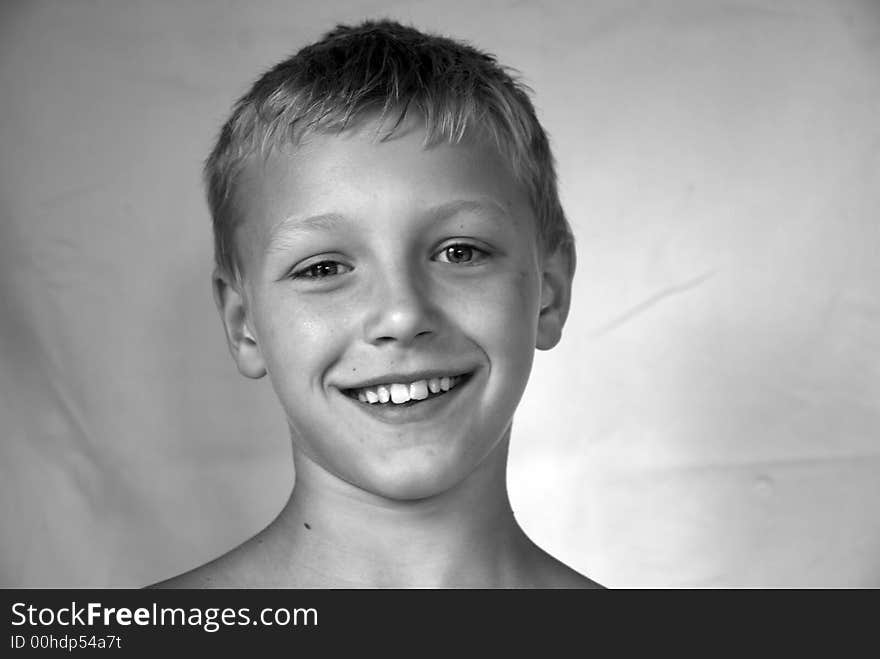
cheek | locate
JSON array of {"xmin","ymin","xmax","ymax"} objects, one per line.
[
  {"xmin": 256, "ymin": 294, "xmax": 352, "ymax": 378},
  {"xmin": 505, "ymin": 268, "xmax": 541, "ymax": 359},
  {"xmin": 515, "ymin": 266, "xmax": 540, "ymax": 310},
  {"xmin": 456, "ymin": 268, "xmax": 540, "ymax": 359}
]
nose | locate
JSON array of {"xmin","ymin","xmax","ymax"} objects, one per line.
[{"xmin": 363, "ymin": 263, "xmax": 438, "ymax": 346}]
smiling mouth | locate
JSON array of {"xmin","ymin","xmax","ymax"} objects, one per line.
[{"xmin": 342, "ymin": 373, "xmax": 473, "ymax": 407}]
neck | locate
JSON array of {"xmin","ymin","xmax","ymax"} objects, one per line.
[{"xmin": 263, "ymin": 428, "xmax": 537, "ymax": 587}]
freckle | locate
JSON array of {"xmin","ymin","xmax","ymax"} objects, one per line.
[
  {"xmin": 304, "ymin": 523, "xmax": 311, "ymax": 530},
  {"xmin": 754, "ymin": 475, "xmax": 773, "ymax": 496}
]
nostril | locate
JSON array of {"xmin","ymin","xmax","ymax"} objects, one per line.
[
  {"xmin": 363, "ymin": 285, "xmax": 438, "ymax": 345},
  {"xmin": 369, "ymin": 329, "xmax": 434, "ymax": 346}
]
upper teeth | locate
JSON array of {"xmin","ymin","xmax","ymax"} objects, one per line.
[{"xmin": 354, "ymin": 376, "xmax": 461, "ymax": 405}]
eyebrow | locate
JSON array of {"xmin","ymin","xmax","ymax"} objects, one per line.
[
  {"xmin": 266, "ymin": 213, "xmax": 349, "ymax": 255},
  {"xmin": 423, "ymin": 198, "xmax": 510, "ymax": 224},
  {"xmin": 265, "ymin": 198, "xmax": 510, "ymax": 255}
]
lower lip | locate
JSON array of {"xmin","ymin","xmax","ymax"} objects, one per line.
[{"xmin": 338, "ymin": 375, "xmax": 473, "ymax": 425}]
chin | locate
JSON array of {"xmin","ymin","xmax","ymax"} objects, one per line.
[{"xmin": 357, "ymin": 456, "xmax": 473, "ymax": 502}]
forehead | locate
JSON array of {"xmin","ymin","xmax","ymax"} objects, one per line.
[{"xmin": 232, "ymin": 118, "xmax": 535, "ymax": 268}]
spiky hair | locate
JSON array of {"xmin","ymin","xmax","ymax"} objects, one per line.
[{"xmin": 204, "ymin": 19, "xmax": 573, "ymax": 281}]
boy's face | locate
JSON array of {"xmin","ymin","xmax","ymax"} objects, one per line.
[{"xmin": 217, "ymin": 116, "xmax": 571, "ymax": 500}]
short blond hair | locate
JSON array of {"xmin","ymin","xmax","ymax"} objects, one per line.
[{"xmin": 205, "ymin": 19, "xmax": 573, "ymax": 281}]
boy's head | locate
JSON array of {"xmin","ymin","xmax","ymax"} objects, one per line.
[
  {"xmin": 205, "ymin": 19, "xmax": 573, "ymax": 284},
  {"xmin": 207, "ymin": 20, "xmax": 575, "ymax": 500}
]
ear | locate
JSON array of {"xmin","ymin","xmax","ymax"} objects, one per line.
[
  {"xmin": 536, "ymin": 242, "xmax": 575, "ymax": 351},
  {"xmin": 212, "ymin": 268, "xmax": 267, "ymax": 379}
]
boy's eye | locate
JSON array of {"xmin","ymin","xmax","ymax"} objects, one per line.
[
  {"xmin": 434, "ymin": 243, "xmax": 489, "ymax": 265},
  {"xmin": 293, "ymin": 260, "xmax": 351, "ymax": 279}
]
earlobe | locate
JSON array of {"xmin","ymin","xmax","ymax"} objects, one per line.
[
  {"xmin": 535, "ymin": 243, "xmax": 575, "ymax": 351},
  {"xmin": 212, "ymin": 269, "xmax": 267, "ymax": 379}
]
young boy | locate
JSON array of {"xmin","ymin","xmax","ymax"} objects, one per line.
[{"xmin": 156, "ymin": 19, "xmax": 599, "ymax": 588}]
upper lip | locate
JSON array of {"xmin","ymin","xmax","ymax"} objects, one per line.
[{"xmin": 337, "ymin": 368, "xmax": 476, "ymax": 390}]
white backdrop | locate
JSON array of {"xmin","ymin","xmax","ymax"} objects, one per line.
[{"xmin": 1, "ymin": 0, "xmax": 878, "ymax": 587}]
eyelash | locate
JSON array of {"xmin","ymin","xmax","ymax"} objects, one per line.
[
  {"xmin": 433, "ymin": 242, "xmax": 489, "ymax": 265},
  {"xmin": 289, "ymin": 242, "xmax": 490, "ymax": 280},
  {"xmin": 292, "ymin": 261, "xmax": 352, "ymax": 280}
]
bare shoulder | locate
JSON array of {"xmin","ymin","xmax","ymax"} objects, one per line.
[
  {"xmin": 542, "ymin": 560, "xmax": 605, "ymax": 589},
  {"xmin": 147, "ymin": 561, "xmax": 229, "ymax": 589},
  {"xmin": 145, "ymin": 534, "xmax": 274, "ymax": 589},
  {"xmin": 524, "ymin": 542, "xmax": 605, "ymax": 589}
]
